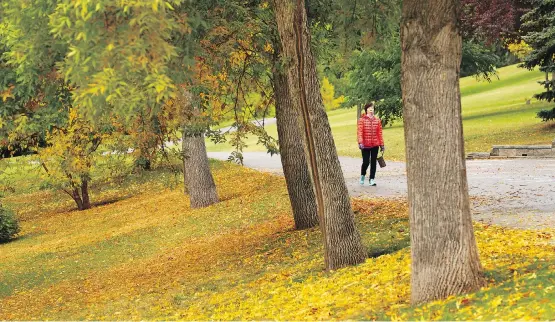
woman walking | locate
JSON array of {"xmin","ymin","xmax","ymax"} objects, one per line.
[{"xmin": 357, "ymin": 102, "xmax": 385, "ymax": 186}]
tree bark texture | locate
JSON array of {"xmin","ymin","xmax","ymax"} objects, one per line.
[
  {"xmin": 273, "ymin": 66, "xmax": 319, "ymax": 230},
  {"xmin": 182, "ymin": 132, "xmax": 219, "ymax": 209},
  {"xmin": 273, "ymin": 0, "xmax": 366, "ymax": 270},
  {"xmin": 71, "ymin": 180, "xmax": 91, "ymax": 211},
  {"xmin": 81, "ymin": 179, "xmax": 91, "ymax": 210},
  {"xmin": 71, "ymin": 188, "xmax": 84, "ymax": 211},
  {"xmin": 401, "ymin": 0, "xmax": 486, "ymax": 305}
]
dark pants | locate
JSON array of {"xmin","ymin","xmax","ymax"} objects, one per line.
[{"xmin": 361, "ymin": 147, "xmax": 379, "ymax": 179}]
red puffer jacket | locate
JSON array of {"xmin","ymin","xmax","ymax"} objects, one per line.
[{"xmin": 357, "ymin": 115, "xmax": 384, "ymax": 148}]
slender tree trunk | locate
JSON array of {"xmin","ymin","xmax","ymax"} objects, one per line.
[
  {"xmin": 272, "ymin": 63, "xmax": 319, "ymax": 230},
  {"xmin": 401, "ymin": 0, "xmax": 486, "ymax": 305},
  {"xmin": 272, "ymin": 0, "xmax": 366, "ymax": 270},
  {"xmin": 71, "ymin": 188, "xmax": 84, "ymax": 211},
  {"xmin": 71, "ymin": 180, "xmax": 91, "ymax": 211},
  {"xmin": 357, "ymin": 104, "xmax": 362, "ymax": 120},
  {"xmin": 182, "ymin": 131, "xmax": 219, "ymax": 209},
  {"xmin": 81, "ymin": 179, "xmax": 91, "ymax": 210}
]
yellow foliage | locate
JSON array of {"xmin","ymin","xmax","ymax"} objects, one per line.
[
  {"xmin": 507, "ymin": 41, "xmax": 533, "ymax": 60},
  {"xmin": 40, "ymin": 107, "xmax": 108, "ymax": 193},
  {"xmin": 320, "ymin": 77, "xmax": 344, "ymax": 111},
  {"xmin": 263, "ymin": 42, "xmax": 273, "ymax": 54},
  {"xmin": 1, "ymin": 85, "xmax": 15, "ymax": 102},
  {"xmin": 1, "ymin": 163, "xmax": 554, "ymax": 320}
]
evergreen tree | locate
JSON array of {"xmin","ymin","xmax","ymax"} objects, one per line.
[{"xmin": 520, "ymin": 0, "xmax": 555, "ymax": 121}]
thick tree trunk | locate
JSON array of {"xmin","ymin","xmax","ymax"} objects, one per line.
[
  {"xmin": 401, "ymin": 0, "xmax": 486, "ymax": 305},
  {"xmin": 273, "ymin": 66, "xmax": 319, "ymax": 230},
  {"xmin": 182, "ymin": 131, "xmax": 219, "ymax": 209},
  {"xmin": 81, "ymin": 179, "xmax": 91, "ymax": 210},
  {"xmin": 272, "ymin": 0, "xmax": 366, "ymax": 270}
]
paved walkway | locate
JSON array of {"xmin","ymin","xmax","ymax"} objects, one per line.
[
  {"xmin": 217, "ymin": 118, "xmax": 277, "ymax": 134},
  {"xmin": 208, "ymin": 152, "xmax": 555, "ymax": 230}
]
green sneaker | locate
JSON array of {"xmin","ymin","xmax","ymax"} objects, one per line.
[
  {"xmin": 369, "ymin": 179, "xmax": 377, "ymax": 186},
  {"xmin": 360, "ymin": 175, "xmax": 365, "ymax": 186}
]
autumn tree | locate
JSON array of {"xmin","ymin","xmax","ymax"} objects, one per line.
[
  {"xmin": 50, "ymin": 0, "xmax": 222, "ymax": 209},
  {"xmin": 230, "ymin": 2, "xmax": 320, "ymax": 230},
  {"xmin": 401, "ymin": 0, "xmax": 486, "ymax": 304},
  {"xmin": 170, "ymin": 1, "xmax": 260, "ymax": 209},
  {"xmin": 272, "ymin": 0, "xmax": 367, "ymax": 269},
  {"xmin": 172, "ymin": 86, "xmax": 219, "ymax": 209},
  {"xmin": 0, "ymin": 1, "xmax": 95, "ymax": 210},
  {"xmin": 40, "ymin": 108, "xmax": 112, "ymax": 210},
  {"xmin": 180, "ymin": 0, "xmax": 316, "ymax": 220},
  {"xmin": 1, "ymin": 0, "xmax": 183, "ymax": 209}
]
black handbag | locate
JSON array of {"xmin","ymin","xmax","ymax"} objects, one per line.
[{"xmin": 377, "ymin": 151, "xmax": 386, "ymax": 168}]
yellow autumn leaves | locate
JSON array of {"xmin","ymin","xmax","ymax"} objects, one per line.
[
  {"xmin": 172, "ymin": 224, "xmax": 555, "ymax": 321},
  {"xmin": 1, "ymin": 162, "xmax": 554, "ymax": 320}
]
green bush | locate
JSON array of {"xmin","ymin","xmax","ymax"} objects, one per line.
[
  {"xmin": 537, "ymin": 107, "xmax": 555, "ymax": 122},
  {"xmin": 0, "ymin": 205, "xmax": 20, "ymax": 243}
]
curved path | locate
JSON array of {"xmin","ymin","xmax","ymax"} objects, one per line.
[{"xmin": 208, "ymin": 152, "xmax": 555, "ymax": 230}]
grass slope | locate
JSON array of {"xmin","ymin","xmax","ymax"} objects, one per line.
[
  {"xmin": 207, "ymin": 64, "xmax": 555, "ymax": 161},
  {"xmin": 1, "ymin": 163, "xmax": 554, "ymax": 320}
]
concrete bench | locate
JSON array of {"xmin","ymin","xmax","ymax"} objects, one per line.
[{"xmin": 491, "ymin": 145, "xmax": 555, "ymax": 157}]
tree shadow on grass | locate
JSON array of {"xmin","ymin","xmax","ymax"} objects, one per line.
[
  {"xmin": 91, "ymin": 195, "xmax": 134, "ymax": 208},
  {"xmin": 367, "ymin": 242, "xmax": 409, "ymax": 258},
  {"xmin": 540, "ymin": 121, "xmax": 555, "ymax": 132}
]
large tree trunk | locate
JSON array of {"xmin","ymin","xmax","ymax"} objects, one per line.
[
  {"xmin": 182, "ymin": 131, "xmax": 219, "ymax": 209},
  {"xmin": 272, "ymin": 0, "xmax": 366, "ymax": 270},
  {"xmin": 401, "ymin": 0, "xmax": 486, "ymax": 305},
  {"xmin": 273, "ymin": 64, "xmax": 319, "ymax": 230}
]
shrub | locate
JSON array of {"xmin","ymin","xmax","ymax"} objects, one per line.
[
  {"xmin": 0, "ymin": 205, "xmax": 20, "ymax": 243},
  {"xmin": 537, "ymin": 107, "xmax": 555, "ymax": 122}
]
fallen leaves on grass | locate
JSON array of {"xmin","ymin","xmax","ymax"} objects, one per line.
[{"xmin": 1, "ymin": 162, "xmax": 554, "ymax": 320}]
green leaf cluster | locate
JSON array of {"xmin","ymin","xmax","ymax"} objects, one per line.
[
  {"xmin": 346, "ymin": 36, "xmax": 402, "ymax": 126},
  {"xmin": 520, "ymin": 0, "xmax": 555, "ymax": 117},
  {"xmin": 0, "ymin": 204, "xmax": 19, "ymax": 243}
]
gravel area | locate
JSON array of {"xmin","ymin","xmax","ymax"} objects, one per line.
[{"xmin": 208, "ymin": 152, "xmax": 555, "ymax": 230}]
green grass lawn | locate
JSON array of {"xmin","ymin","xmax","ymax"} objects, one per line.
[{"xmin": 207, "ymin": 64, "xmax": 555, "ymax": 161}]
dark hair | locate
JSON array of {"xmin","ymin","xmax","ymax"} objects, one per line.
[{"xmin": 364, "ymin": 102, "xmax": 374, "ymax": 113}]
